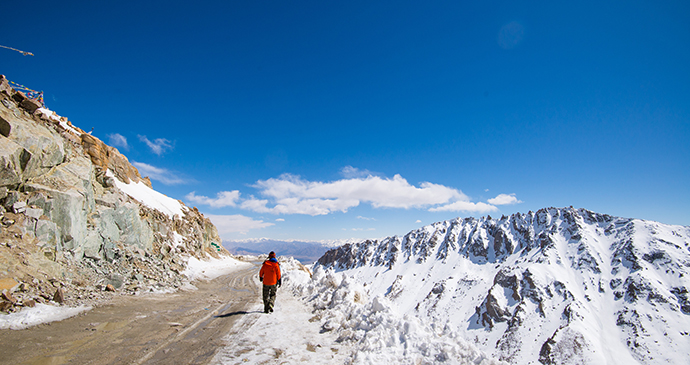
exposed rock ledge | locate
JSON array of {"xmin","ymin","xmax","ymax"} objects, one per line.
[{"xmin": 0, "ymin": 75, "xmax": 226, "ymax": 313}]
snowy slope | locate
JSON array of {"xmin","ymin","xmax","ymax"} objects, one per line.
[
  {"xmin": 109, "ymin": 170, "xmax": 186, "ymax": 218},
  {"xmin": 311, "ymin": 207, "xmax": 690, "ymax": 364}
]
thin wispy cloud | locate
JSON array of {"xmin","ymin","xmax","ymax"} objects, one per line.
[
  {"xmin": 498, "ymin": 21, "xmax": 525, "ymax": 50},
  {"xmin": 205, "ymin": 214, "xmax": 274, "ymax": 236},
  {"xmin": 138, "ymin": 135, "xmax": 173, "ymax": 155},
  {"xmin": 340, "ymin": 166, "xmax": 378, "ymax": 179},
  {"xmin": 428, "ymin": 201, "xmax": 498, "ymax": 213},
  {"xmin": 132, "ymin": 162, "xmax": 186, "ymax": 185},
  {"xmin": 187, "ymin": 168, "xmax": 522, "ymax": 216},
  {"xmin": 107, "ymin": 133, "xmax": 129, "ymax": 150},
  {"xmin": 186, "ymin": 191, "xmax": 241, "ymax": 208}
]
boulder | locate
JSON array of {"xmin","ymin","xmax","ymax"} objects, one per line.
[
  {"xmin": 24, "ymin": 207, "xmax": 43, "ymax": 219},
  {"xmin": 35, "ymin": 219, "xmax": 60, "ymax": 248},
  {"xmin": 20, "ymin": 97, "xmax": 41, "ymax": 114},
  {"xmin": 0, "ymin": 301, "xmax": 12, "ymax": 312},
  {"xmin": 80, "ymin": 134, "xmax": 108, "ymax": 170},
  {"xmin": 105, "ymin": 274, "xmax": 124, "ymax": 289},
  {"xmin": 46, "ymin": 188, "xmax": 89, "ymax": 258},
  {"xmin": 82, "ymin": 231, "xmax": 103, "ymax": 260},
  {"xmin": 0, "ymin": 278, "xmax": 19, "ymax": 292},
  {"xmin": 0, "ymin": 115, "xmax": 10, "ymax": 137},
  {"xmin": 12, "ymin": 201, "xmax": 27, "ymax": 214},
  {"xmin": 0, "ymin": 75, "xmax": 12, "ymax": 95},
  {"xmin": 53, "ymin": 287, "xmax": 64, "ymax": 303},
  {"xmin": 0, "ymin": 105, "xmax": 65, "ymax": 177},
  {"xmin": 2, "ymin": 290, "xmax": 17, "ymax": 304},
  {"xmin": 0, "ymin": 138, "xmax": 31, "ymax": 187}
]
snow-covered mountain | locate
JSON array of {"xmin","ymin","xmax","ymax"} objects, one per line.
[{"xmin": 313, "ymin": 207, "xmax": 690, "ymax": 364}]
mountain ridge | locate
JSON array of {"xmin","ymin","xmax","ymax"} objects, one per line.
[{"xmin": 315, "ymin": 207, "xmax": 690, "ymax": 364}]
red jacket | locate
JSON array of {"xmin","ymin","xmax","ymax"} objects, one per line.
[{"xmin": 259, "ymin": 259, "xmax": 281, "ymax": 286}]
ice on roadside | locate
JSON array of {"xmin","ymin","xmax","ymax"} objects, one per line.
[{"xmin": 0, "ymin": 303, "xmax": 91, "ymax": 330}]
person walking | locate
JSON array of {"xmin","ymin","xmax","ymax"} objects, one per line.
[{"xmin": 259, "ymin": 251, "xmax": 281, "ymax": 313}]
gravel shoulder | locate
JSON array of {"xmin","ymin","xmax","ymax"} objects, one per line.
[{"xmin": 0, "ymin": 263, "xmax": 262, "ymax": 365}]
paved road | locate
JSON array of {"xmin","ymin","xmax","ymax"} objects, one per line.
[{"xmin": 0, "ymin": 263, "xmax": 262, "ymax": 365}]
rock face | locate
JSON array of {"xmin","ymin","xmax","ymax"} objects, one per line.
[
  {"xmin": 0, "ymin": 75, "xmax": 226, "ymax": 313},
  {"xmin": 316, "ymin": 207, "xmax": 690, "ymax": 364}
]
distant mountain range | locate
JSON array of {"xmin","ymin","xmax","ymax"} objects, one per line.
[
  {"xmin": 315, "ymin": 207, "xmax": 690, "ymax": 364},
  {"xmin": 223, "ymin": 238, "xmax": 345, "ymax": 263}
]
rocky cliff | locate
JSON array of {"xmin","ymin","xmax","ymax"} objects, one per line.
[
  {"xmin": 316, "ymin": 207, "xmax": 690, "ymax": 364},
  {"xmin": 0, "ymin": 75, "xmax": 225, "ymax": 312}
]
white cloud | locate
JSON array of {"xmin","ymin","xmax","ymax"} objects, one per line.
[
  {"xmin": 189, "ymin": 168, "xmax": 514, "ymax": 217},
  {"xmin": 276, "ymin": 218, "xmax": 285, "ymax": 222},
  {"xmin": 138, "ymin": 135, "xmax": 173, "ymax": 155},
  {"xmin": 357, "ymin": 216, "xmax": 376, "ymax": 221},
  {"xmin": 247, "ymin": 173, "xmax": 466, "ymax": 215},
  {"xmin": 107, "ymin": 133, "xmax": 128, "ymax": 150},
  {"xmin": 416, "ymin": 220, "xmax": 422, "ymax": 223},
  {"xmin": 205, "ymin": 214, "xmax": 274, "ymax": 236},
  {"xmin": 487, "ymin": 193, "xmax": 523, "ymax": 205},
  {"xmin": 186, "ymin": 191, "xmax": 241, "ymax": 208},
  {"xmin": 132, "ymin": 161, "xmax": 185, "ymax": 185}
]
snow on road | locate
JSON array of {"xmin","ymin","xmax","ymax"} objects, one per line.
[
  {"xmin": 183, "ymin": 255, "xmax": 252, "ymax": 281},
  {"xmin": 212, "ymin": 256, "xmax": 356, "ymax": 364},
  {"xmin": 211, "ymin": 285, "xmax": 355, "ymax": 364}
]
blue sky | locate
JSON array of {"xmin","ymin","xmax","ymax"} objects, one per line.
[{"xmin": 2, "ymin": 1, "xmax": 689, "ymax": 242}]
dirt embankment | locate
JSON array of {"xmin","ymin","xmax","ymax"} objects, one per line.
[{"xmin": 0, "ymin": 263, "xmax": 263, "ymax": 365}]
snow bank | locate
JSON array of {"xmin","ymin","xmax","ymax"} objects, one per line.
[
  {"xmin": 109, "ymin": 171, "xmax": 185, "ymax": 218},
  {"xmin": 0, "ymin": 303, "xmax": 91, "ymax": 330},
  {"xmin": 182, "ymin": 255, "xmax": 252, "ymax": 281},
  {"xmin": 292, "ymin": 266, "xmax": 504, "ymax": 364}
]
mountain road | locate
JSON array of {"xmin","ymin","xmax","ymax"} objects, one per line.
[{"xmin": 0, "ymin": 263, "xmax": 262, "ymax": 365}]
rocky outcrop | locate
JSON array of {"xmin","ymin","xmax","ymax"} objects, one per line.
[
  {"xmin": 0, "ymin": 75, "xmax": 227, "ymax": 313},
  {"xmin": 80, "ymin": 133, "xmax": 149, "ymax": 187}
]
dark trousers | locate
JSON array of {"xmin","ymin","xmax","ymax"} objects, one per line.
[{"xmin": 262, "ymin": 284, "xmax": 277, "ymax": 312}]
